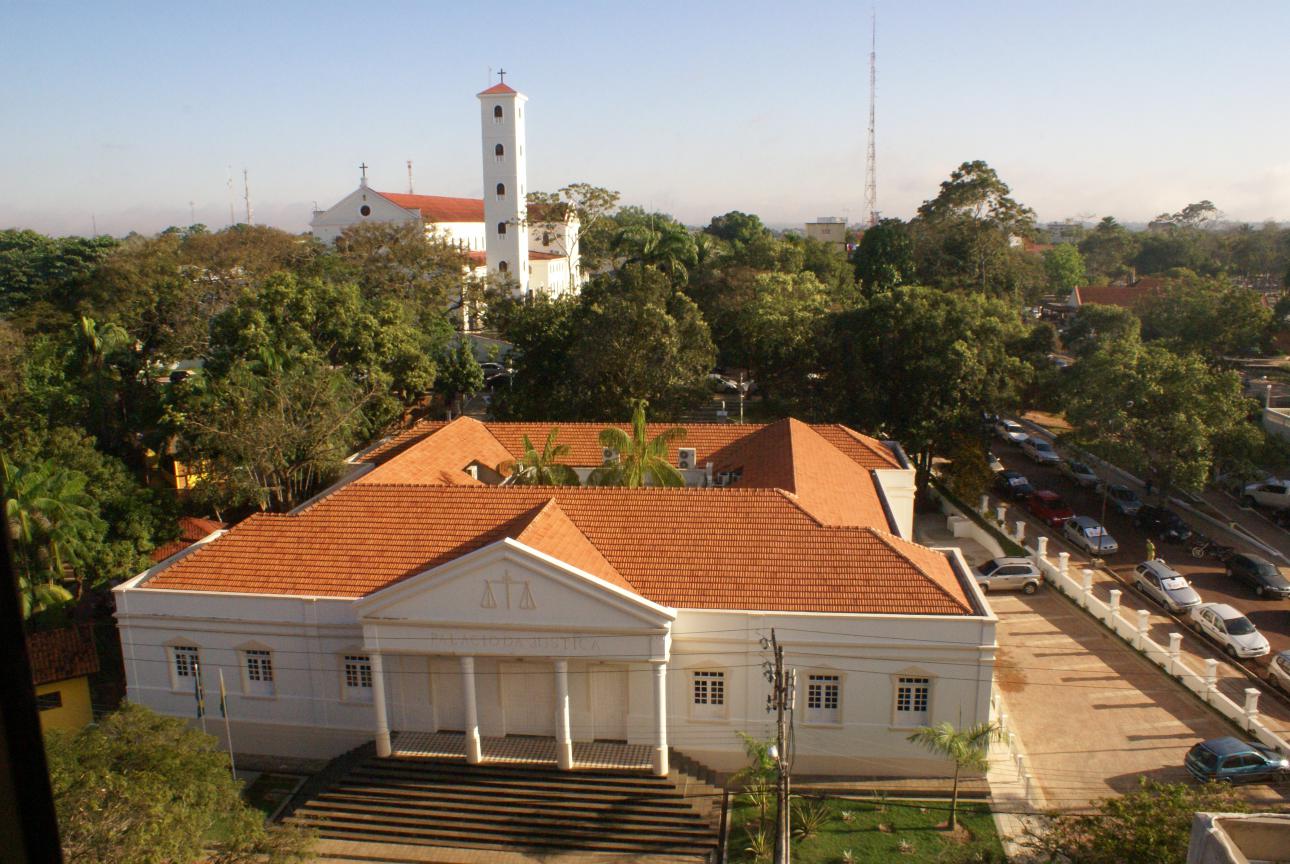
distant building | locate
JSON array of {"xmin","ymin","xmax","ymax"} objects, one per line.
[
  {"xmin": 26, "ymin": 625, "xmax": 100, "ymax": 732},
  {"xmin": 151, "ymin": 515, "xmax": 228, "ymax": 562},
  {"xmin": 805, "ymin": 217, "xmax": 847, "ymax": 252},
  {"xmin": 1067, "ymin": 276, "xmax": 1165, "ymax": 310}
]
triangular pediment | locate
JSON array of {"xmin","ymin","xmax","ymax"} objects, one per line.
[{"xmin": 355, "ymin": 538, "xmax": 675, "ymax": 631}]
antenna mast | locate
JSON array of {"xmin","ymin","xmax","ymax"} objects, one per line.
[
  {"xmin": 864, "ymin": 10, "xmax": 878, "ymax": 227},
  {"xmin": 407, "ymin": 159, "xmax": 414, "ymax": 194},
  {"xmin": 243, "ymin": 168, "xmax": 253, "ymax": 226},
  {"xmin": 227, "ymin": 166, "xmax": 236, "ymax": 226}
]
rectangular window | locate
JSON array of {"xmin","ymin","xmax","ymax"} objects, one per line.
[
  {"xmin": 37, "ymin": 691, "xmax": 63, "ymax": 711},
  {"xmin": 806, "ymin": 674, "xmax": 841, "ymax": 724},
  {"xmin": 895, "ymin": 677, "xmax": 930, "ymax": 725},
  {"xmin": 344, "ymin": 655, "xmax": 373, "ymax": 695},
  {"xmin": 172, "ymin": 646, "xmax": 200, "ymax": 689},
  {"xmin": 691, "ymin": 670, "xmax": 725, "ymax": 719},
  {"xmin": 242, "ymin": 649, "xmax": 275, "ymax": 697}
]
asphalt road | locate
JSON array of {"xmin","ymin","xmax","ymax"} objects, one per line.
[{"xmin": 988, "ymin": 438, "xmax": 1290, "ymax": 724}]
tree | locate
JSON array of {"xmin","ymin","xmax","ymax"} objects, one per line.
[
  {"xmin": 1063, "ymin": 342, "xmax": 1255, "ymax": 495},
  {"xmin": 1136, "ymin": 271, "xmax": 1272, "ymax": 358},
  {"xmin": 1063, "ymin": 303, "xmax": 1141, "ymax": 358},
  {"xmin": 434, "ymin": 339, "xmax": 484, "ymax": 416},
  {"xmin": 611, "ymin": 211, "xmax": 698, "ymax": 285},
  {"xmin": 498, "ymin": 428, "xmax": 580, "ymax": 486},
  {"xmin": 1042, "ymin": 243, "xmax": 1086, "ymax": 296},
  {"xmin": 527, "ymin": 183, "xmax": 621, "ymax": 273},
  {"xmin": 46, "ymin": 703, "xmax": 313, "ymax": 864},
  {"xmin": 851, "ymin": 218, "xmax": 914, "ymax": 294},
  {"xmin": 906, "ymin": 721, "xmax": 1000, "ymax": 831},
  {"xmin": 2, "ymin": 454, "xmax": 104, "ymax": 619},
  {"xmin": 1078, "ymin": 217, "xmax": 1139, "ymax": 282},
  {"xmin": 1022, "ymin": 778, "xmax": 1247, "ymax": 864},
  {"xmin": 331, "ymin": 221, "xmax": 472, "ymax": 321},
  {"xmin": 738, "ymin": 271, "xmax": 831, "ymax": 413},
  {"xmin": 589, "ymin": 400, "xmax": 687, "ymax": 487}
]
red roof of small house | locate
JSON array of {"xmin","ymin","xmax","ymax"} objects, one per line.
[
  {"xmin": 151, "ymin": 516, "xmax": 228, "ymax": 561},
  {"xmin": 26, "ymin": 625, "xmax": 99, "ymax": 687},
  {"xmin": 479, "ymin": 82, "xmax": 518, "ymax": 96},
  {"xmin": 529, "ymin": 251, "xmax": 563, "ymax": 261},
  {"xmin": 376, "ymin": 192, "xmax": 485, "ymax": 223}
]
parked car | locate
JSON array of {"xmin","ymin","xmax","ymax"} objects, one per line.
[
  {"xmin": 1224, "ymin": 553, "xmax": 1290, "ymax": 599},
  {"xmin": 479, "ymin": 362, "xmax": 505, "ymax": 376},
  {"xmin": 995, "ymin": 419, "xmax": 1028, "ymax": 445},
  {"xmin": 1241, "ymin": 479, "xmax": 1290, "ymax": 511},
  {"xmin": 1132, "ymin": 560, "xmax": 1201, "ymax": 613},
  {"xmin": 1188, "ymin": 603, "xmax": 1271, "ymax": 658},
  {"xmin": 1026, "ymin": 490, "xmax": 1075, "ymax": 527},
  {"xmin": 1063, "ymin": 516, "xmax": 1119, "ymax": 556},
  {"xmin": 1021, "ymin": 436, "xmax": 1062, "ymax": 465},
  {"xmin": 1134, "ymin": 505, "xmax": 1193, "ymax": 544},
  {"xmin": 973, "ymin": 558, "xmax": 1042, "ymax": 595},
  {"xmin": 1185, "ymin": 737, "xmax": 1289, "ymax": 784},
  {"xmin": 1102, "ymin": 484, "xmax": 1142, "ymax": 516},
  {"xmin": 1059, "ymin": 459, "xmax": 1099, "ymax": 488},
  {"xmin": 1268, "ymin": 649, "xmax": 1290, "ymax": 692},
  {"xmin": 987, "ymin": 452, "xmax": 1004, "ymax": 473},
  {"xmin": 996, "ymin": 471, "xmax": 1035, "ymax": 501}
]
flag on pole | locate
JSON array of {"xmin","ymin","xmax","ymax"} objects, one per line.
[
  {"xmin": 194, "ymin": 662, "xmax": 205, "ymax": 718},
  {"xmin": 218, "ymin": 668, "xmax": 228, "ymax": 718}
]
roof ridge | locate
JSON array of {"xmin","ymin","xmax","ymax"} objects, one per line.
[{"xmin": 864, "ymin": 527, "xmax": 972, "ymax": 614}]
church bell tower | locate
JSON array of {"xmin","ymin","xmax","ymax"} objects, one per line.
[{"xmin": 478, "ymin": 73, "xmax": 529, "ymax": 296}]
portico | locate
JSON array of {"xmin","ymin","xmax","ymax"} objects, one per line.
[{"xmin": 355, "ymin": 537, "xmax": 676, "ymax": 775}]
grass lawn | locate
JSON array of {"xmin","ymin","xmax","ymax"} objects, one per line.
[{"xmin": 726, "ymin": 796, "xmax": 1004, "ymax": 864}]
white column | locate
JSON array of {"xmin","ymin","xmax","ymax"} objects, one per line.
[
  {"xmin": 1014, "ymin": 520, "xmax": 1026, "ymax": 543},
  {"xmin": 1057, "ymin": 551, "xmax": 1070, "ymax": 579},
  {"xmin": 1107, "ymin": 588, "xmax": 1122, "ymax": 626},
  {"xmin": 371, "ymin": 652, "xmax": 391, "ymax": 758},
  {"xmin": 1135, "ymin": 609, "xmax": 1151, "ymax": 651},
  {"xmin": 1243, "ymin": 688, "xmax": 1260, "ymax": 731},
  {"xmin": 652, "ymin": 662, "xmax": 669, "ymax": 777},
  {"xmin": 1204, "ymin": 658, "xmax": 1219, "ymax": 703},
  {"xmin": 1167, "ymin": 632, "xmax": 1183, "ymax": 675},
  {"xmin": 1035, "ymin": 536, "xmax": 1048, "ymax": 562},
  {"xmin": 460, "ymin": 656, "xmax": 482, "ymax": 764},
  {"xmin": 555, "ymin": 660, "xmax": 573, "ymax": 770},
  {"xmin": 1081, "ymin": 569, "xmax": 1094, "ymax": 608},
  {"xmin": 995, "ymin": 504, "xmax": 1007, "ymax": 525}
]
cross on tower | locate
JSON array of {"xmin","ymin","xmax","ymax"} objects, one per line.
[
  {"xmin": 359, "ymin": 162, "xmax": 368, "ymax": 182},
  {"xmin": 497, "ymin": 68, "xmax": 506, "ymax": 83}
]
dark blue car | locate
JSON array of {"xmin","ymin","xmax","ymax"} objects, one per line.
[{"xmin": 1185, "ymin": 737, "xmax": 1289, "ymax": 784}]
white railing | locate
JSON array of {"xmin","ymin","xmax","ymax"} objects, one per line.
[{"xmin": 979, "ymin": 507, "xmax": 1290, "ymax": 758}]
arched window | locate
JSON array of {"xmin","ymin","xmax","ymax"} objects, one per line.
[
  {"xmin": 496, "ymin": 182, "xmax": 506, "ymax": 198},
  {"xmin": 493, "ymin": 105, "xmax": 503, "ymax": 123},
  {"xmin": 497, "ymin": 222, "xmax": 507, "ymax": 236},
  {"xmin": 498, "ymin": 261, "xmax": 508, "ymax": 273},
  {"xmin": 495, "ymin": 143, "xmax": 504, "ymax": 162}
]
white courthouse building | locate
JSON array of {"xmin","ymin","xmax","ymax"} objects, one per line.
[
  {"xmin": 309, "ymin": 78, "xmax": 582, "ymax": 298},
  {"xmin": 115, "ymin": 418, "xmax": 997, "ymax": 778}
]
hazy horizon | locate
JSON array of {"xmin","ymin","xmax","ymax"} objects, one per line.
[{"xmin": 4, "ymin": 0, "xmax": 1288, "ymax": 238}]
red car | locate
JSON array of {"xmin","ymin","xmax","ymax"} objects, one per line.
[{"xmin": 1026, "ymin": 490, "xmax": 1075, "ymax": 527}]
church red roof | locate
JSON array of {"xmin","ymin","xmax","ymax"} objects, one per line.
[
  {"xmin": 479, "ymin": 82, "xmax": 518, "ymax": 96},
  {"xmin": 376, "ymin": 192, "xmax": 484, "ymax": 223}
]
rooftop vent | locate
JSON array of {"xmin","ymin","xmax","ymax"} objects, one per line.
[{"xmin": 678, "ymin": 447, "xmax": 697, "ymax": 470}]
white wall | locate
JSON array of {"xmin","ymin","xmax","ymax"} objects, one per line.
[
  {"xmin": 479, "ymin": 90, "xmax": 528, "ymax": 294},
  {"xmin": 309, "ymin": 185, "xmax": 419, "ymax": 244}
]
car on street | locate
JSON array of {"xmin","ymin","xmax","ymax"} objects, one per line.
[
  {"xmin": 1269, "ymin": 649, "xmax": 1290, "ymax": 692},
  {"xmin": 1241, "ymin": 479, "xmax": 1290, "ymax": 511},
  {"xmin": 1134, "ymin": 505, "xmax": 1193, "ymax": 544},
  {"xmin": 1063, "ymin": 516, "xmax": 1119, "ymax": 556},
  {"xmin": 479, "ymin": 362, "xmax": 505, "ymax": 376},
  {"xmin": 1025, "ymin": 490, "xmax": 1075, "ymax": 527},
  {"xmin": 1188, "ymin": 603, "xmax": 1271, "ymax": 658},
  {"xmin": 973, "ymin": 558, "xmax": 1042, "ymax": 594},
  {"xmin": 1021, "ymin": 436, "xmax": 1062, "ymax": 465},
  {"xmin": 996, "ymin": 471, "xmax": 1035, "ymax": 500},
  {"xmin": 1224, "ymin": 553, "xmax": 1290, "ymax": 599},
  {"xmin": 1132, "ymin": 560, "xmax": 1201, "ymax": 612},
  {"xmin": 1102, "ymin": 484, "xmax": 1142, "ymax": 516},
  {"xmin": 995, "ymin": 419, "xmax": 1028, "ymax": 445},
  {"xmin": 1185, "ymin": 737, "xmax": 1289, "ymax": 784},
  {"xmin": 1059, "ymin": 459, "xmax": 1099, "ymax": 488}
]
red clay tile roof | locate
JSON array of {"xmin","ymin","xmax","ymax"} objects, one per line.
[
  {"xmin": 529, "ymin": 251, "xmax": 563, "ymax": 261},
  {"xmin": 151, "ymin": 516, "xmax": 227, "ymax": 562},
  {"xmin": 144, "ymin": 485, "xmax": 971, "ymax": 615},
  {"xmin": 26, "ymin": 625, "xmax": 99, "ymax": 686},
  {"xmin": 479, "ymin": 82, "xmax": 518, "ymax": 96},
  {"xmin": 510, "ymin": 499, "xmax": 630, "ymax": 591},
  {"xmin": 376, "ymin": 192, "xmax": 485, "ymax": 223},
  {"xmin": 1073, "ymin": 282, "xmax": 1162, "ymax": 309},
  {"xmin": 467, "ymin": 250, "xmax": 487, "ymax": 264},
  {"xmin": 356, "ymin": 417, "xmax": 510, "ymax": 487}
]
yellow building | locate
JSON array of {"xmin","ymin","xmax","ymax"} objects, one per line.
[{"xmin": 27, "ymin": 625, "xmax": 100, "ymax": 732}]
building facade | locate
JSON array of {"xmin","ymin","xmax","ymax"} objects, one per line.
[{"xmin": 115, "ymin": 419, "xmax": 997, "ymax": 778}]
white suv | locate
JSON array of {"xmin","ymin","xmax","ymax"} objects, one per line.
[{"xmin": 1241, "ymin": 480, "xmax": 1290, "ymax": 511}]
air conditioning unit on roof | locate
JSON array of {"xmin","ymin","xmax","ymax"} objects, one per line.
[
  {"xmin": 602, "ymin": 447, "xmax": 618, "ymax": 464},
  {"xmin": 677, "ymin": 447, "xmax": 697, "ymax": 470}
]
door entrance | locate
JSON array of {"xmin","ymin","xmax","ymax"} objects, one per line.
[
  {"xmin": 592, "ymin": 664, "xmax": 629, "ymax": 741},
  {"xmin": 431, "ymin": 658, "xmax": 465, "ymax": 732},
  {"xmin": 501, "ymin": 661, "xmax": 555, "ymax": 736}
]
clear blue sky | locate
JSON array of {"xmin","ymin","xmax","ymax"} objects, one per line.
[{"xmin": 3, "ymin": 0, "xmax": 1288, "ymax": 236}]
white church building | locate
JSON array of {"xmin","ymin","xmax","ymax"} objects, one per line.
[
  {"xmin": 115, "ymin": 418, "xmax": 997, "ymax": 779},
  {"xmin": 309, "ymin": 78, "xmax": 582, "ymax": 298}
]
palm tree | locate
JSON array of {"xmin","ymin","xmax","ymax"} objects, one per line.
[
  {"xmin": 589, "ymin": 400, "xmax": 687, "ymax": 488},
  {"xmin": 613, "ymin": 217, "xmax": 698, "ymax": 284},
  {"xmin": 906, "ymin": 720, "xmax": 1001, "ymax": 831},
  {"xmin": 2, "ymin": 455, "xmax": 103, "ymax": 619},
  {"xmin": 498, "ymin": 428, "xmax": 580, "ymax": 486}
]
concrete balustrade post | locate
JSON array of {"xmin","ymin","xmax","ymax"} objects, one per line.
[
  {"xmin": 1036, "ymin": 536, "xmax": 1049, "ymax": 562},
  {"xmin": 995, "ymin": 504, "xmax": 1007, "ymax": 525},
  {"xmin": 1244, "ymin": 688, "xmax": 1260, "ymax": 730},
  {"xmin": 1135, "ymin": 609, "xmax": 1151, "ymax": 651},
  {"xmin": 1014, "ymin": 520, "xmax": 1026, "ymax": 543},
  {"xmin": 1167, "ymin": 632, "xmax": 1182, "ymax": 675},
  {"xmin": 1107, "ymin": 589, "xmax": 1122, "ymax": 626},
  {"xmin": 980, "ymin": 494, "xmax": 990, "ymax": 515},
  {"xmin": 1204, "ymin": 658, "xmax": 1219, "ymax": 703},
  {"xmin": 1057, "ymin": 551, "xmax": 1070, "ymax": 579},
  {"xmin": 1080, "ymin": 569, "xmax": 1094, "ymax": 608}
]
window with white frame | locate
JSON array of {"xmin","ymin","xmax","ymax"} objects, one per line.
[
  {"xmin": 242, "ymin": 649, "xmax": 275, "ymax": 697},
  {"xmin": 343, "ymin": 655, "xmax": 374, "ymax": 702},
  {"xmin": 805, "ymin": 674, "xmax": 841, "ymax": 724},
  {"xmin": 170, "ymin": 645, "xmax": 200, "ymax": 690},
  {"xmin": 895, "ymin": 676, "xmax": 930, "ymax": 726},
  {"xmin": 691, "ymin": 670, "xmax": 725, "ymax": 719}
]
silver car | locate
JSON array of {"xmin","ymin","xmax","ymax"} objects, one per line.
[
  {"xmin": 1022, "ymin": 436, "xmax": 1062, "ymax": 465},
  {"xmin": 996, "ymin": 419, "xmax": 1028, "ymax": 444},
  {"xmin": 1133, "ymin": 560, "xmax": 1201, "ymax": 612},
  {"xmin": 1189, "ymin": 603, "xmax": 1271, "ymax": 659},
  {"xmin": 974, "ymin": 557, "xmax": 1042, "ymax": 594},
  {"xmin": 1269, "ymin": 650, "xmax": 1290, "ymax": 692},
  {"xmin": 1063, "ymin": 516, "xmax": 1119, "ymax": 555}
]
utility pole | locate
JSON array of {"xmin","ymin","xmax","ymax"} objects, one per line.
[
  {"xmin": 765, "ymin": 630, "xmax": 792, "ymax": 864},
  {"xmin": 864, "ymin": 9, "xmax": 879, "ymax": 227},
  {"xmin": 407, "ymin": 159, "xmax": 415, "ymax": 194},
  {"xmin": 243, "ymin": 169, "xmax": 253, "ymax": 226}
]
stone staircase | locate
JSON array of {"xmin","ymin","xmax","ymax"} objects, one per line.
[{"xmin": 283, "ymin": 754, "xmax": 720, "ymax": 861}]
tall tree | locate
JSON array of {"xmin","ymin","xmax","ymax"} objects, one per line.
[
  {"xmin": 851, "ymin": 218, "xmax": 914, "ymax": 294},
  {"xmin": 498, "ymin": 428, "xmax": 580, "ymax": 486},
  {"xmin": 1136, "ymin": 270, "xmax": 1271, "ymax": 358},
  {"xmin": 1078, "ymin": 217, "xmax": 1139, "ymax": 282},
  {"xmin": 906, "ymin": 721, "xmax": 1000, "ymax": 831},
  {"xmin": 611, "ymin": 211, "xmax": 698, "ymax": 285},
  {"xmin": 1063, "ymin": 303, "xmax": 1142, "ymax": 358},
  {"xmin": 738, "ymin": 271, "xmax": 831, "ymax": 413},
  {"xmin": 589, "ymin": 400, "xmax": 687, "ymax": 487},
  {"xmin": 1042, "ymin": 243, "xmax": 1086, "ymax": 296}
]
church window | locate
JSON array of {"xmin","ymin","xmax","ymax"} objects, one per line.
[
  {"xmin": 495, "ymin": 143, "xmax": 504, "ymax": 162},
  {"xmin": 496, "ymin": 182, "xmax": 506, "ymax": 198},
  {"xmin": 498, "ymin": 261, "xmax": 508, "ymax": 273},
  {"xmin": 359, "ymin": 204, "xmax": 371, "ymax": 217},
  {"xmin": 497, "ymin": 222, "xmax": 507, "ymax": 237},
  {"xmin": 494, "ymin": 105, "xmax": 503, "ymax": 123}
]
